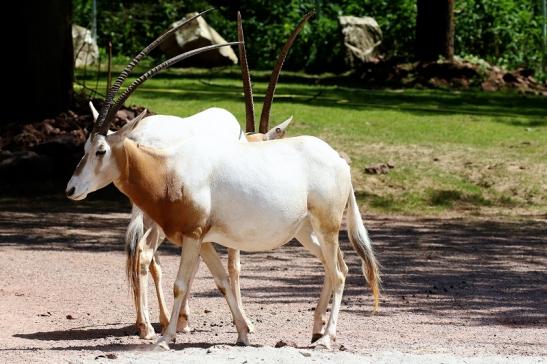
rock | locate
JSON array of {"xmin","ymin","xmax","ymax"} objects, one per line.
[
  {"xmin": 95, "ymin": 353, "xmax": 117, "ymax": 360},
  {"xmin": 72, "ymin": 24, "xmax": 99, "ymax": 67},
  {"xmin": 481, "ymin": 80, "xmax": 498, "ymax": 92},
  {"xmin": 364, "ymin": 163, "xmax": 394, "ymax": 174},
  {"xmin": 503, "ymin": 73, "xmax": 518, "ymax": 83},
  {"xmin": 339, "ymin": 16, "xmax": 383, "ymax": 68},
  {"xmin": 159, "ymin": 13, "xmax": 238, "ymax": 68},
  {"xmin": 66, "ymin": 314, "xmax": 75, "ymax": 320},
  {"xmin": 275, "ymin": 339, "xmax": 297, "ymax": 348}
]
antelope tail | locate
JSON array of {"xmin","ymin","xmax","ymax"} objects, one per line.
[
  {"xmin": 346, "ymin": 185, "xmax": 381, "ymax": 311},
  {"xmin": 125, "ymin": 205, "xmax": 145, "ymax": 304}
]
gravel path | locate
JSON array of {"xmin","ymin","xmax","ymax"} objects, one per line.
[{"xmin": 0, "ymin": 197, "xmax": 545, "ymax": 363}]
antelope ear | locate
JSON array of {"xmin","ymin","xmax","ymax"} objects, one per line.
[
  {"xmin": 264, "ymin": 116, "xmax": 293, "ymax": 140},
  {"xmin": 117, "ymin": 109, "xmax": 148, "ymax": 138},
  {"xmin": 89, "ymin": 101, "xmax": 99, "ymax": 121}
]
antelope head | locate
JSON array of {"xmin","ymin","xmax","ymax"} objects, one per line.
[
  {"xmin": 245, "ymin": 117, "xmax": 293, "ymax": 142},
  {"xmin": 66, "ymin": 10, "xmax": 239, "ymax": 200},
  {"xmin": 237, "ymin": 11, "xmax": 314, "ymax": 137}
]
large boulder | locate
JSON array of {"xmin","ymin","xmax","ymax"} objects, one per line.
[
  {"xmin": 339, "ymin": 16, "xmax": 382, "ymax": 68},
  {"xmin": 159, "ymin": 12, "xmax": 238, "ymax": 68},
  {"xmin": 72, "ymin": 24, "xmax": 99, "ymax": 67}
]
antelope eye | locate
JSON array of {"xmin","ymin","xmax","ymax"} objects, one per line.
[{"xmin": 96, "ymin": 150, "xmax": 106, "ymax": 156}]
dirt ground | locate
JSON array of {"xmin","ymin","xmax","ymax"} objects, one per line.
[{"xmin": 0, "ymin": 196, "xmax": 545, "ymax": 363}]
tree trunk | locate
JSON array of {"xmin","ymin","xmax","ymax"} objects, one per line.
[
  {"xmin": 3, "ymin": 0, "xmax": 73, "ymax": 123},
  {"xmin": 416, "ymin": 0, "xmax": 454, "ymax": 62}
]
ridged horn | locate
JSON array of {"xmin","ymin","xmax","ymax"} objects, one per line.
[
  {"xmin": 107, "ymin": 42, "xmax": 241, "ymax": 123},
  {"xmin": 93, "ymin": 8, "xmax": 215, "ymax": 135},
  {"xmin": 258, "ymin": 10, "xmax": 315, "ymax": 133},
  {"xmin": 237, "ymin": 12, "xmax": 255, "ymax": 133}
]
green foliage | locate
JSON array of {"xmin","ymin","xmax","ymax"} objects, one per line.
[
  {"xmin": 73, "ymin": 0, "xmax": 417, "ymax": 72},
  {"xmin": 73, "ymin": 0, "xmax": 545, "ymax": 75},
  {"xmin": 455, "ymin": 0, "xmax": 544, "ymax": 74}
]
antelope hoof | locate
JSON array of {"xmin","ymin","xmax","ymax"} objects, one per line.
[
  {"xmin": 236, "ymin": 334, "xmax": 250, "ymax": 347},
  {"xmin": 137, "ymin": 322, "xmax": 156, "ymax": 340},
  {"xmin": 155, "ymin": 336, "xmax": 172, "ymax": 351},
  {"xmin": 310, "ymin": 335, "xmax": 331, "ymax": 350},
  {"xmin": 311, "ymin": 333, "xmax": 323, "ymax": 344},
  {"xmin": 246, "ymin": 320, "xmax": 255, "ymax": 333},
  {"xmin": 176, "ymin": 320, "xmax": 191, "ymax": 334}
]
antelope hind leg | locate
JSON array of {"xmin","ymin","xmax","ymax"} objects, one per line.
[
  {"xmin": 296, "ymin": 221, "xmax": 332, "ymax": 343},
  {"xmin": 149, "ymin": 254, "xmax": 170, "ymax": 331},
  {"xmin": 311, "ymin": 230, "xmax": 347, "ymax": 350},
  {"xmin": 134, "ymin": 228, "xmax": 156, "ymax": 339}
]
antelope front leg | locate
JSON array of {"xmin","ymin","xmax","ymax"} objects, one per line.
[
  {"xmin": 149, "ymin": 237, "xmax": 198, "ymax": 334},
  {"xmin": 202, "ymin": 243, "xmax": 250, "ymax": 346},
  {"xmin": 176, "ymin": 257, "xmax": 200, "ymax": 333},
  {"xmin": 156, "ymin": 238, "xmax": 202, "ymax": 350},
  {"xmin": 227, "ymin": 248, "xmax": 254, "ymax": 332}
]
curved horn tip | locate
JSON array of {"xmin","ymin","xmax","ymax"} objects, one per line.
[{"xmin": 88, "ymin": 101, "xmax": 99, "ymax": 121}]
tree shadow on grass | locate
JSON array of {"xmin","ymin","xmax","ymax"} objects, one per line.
[{"xmin": 129, "ymin": 80, "xmax": 546, "ymax": 126}]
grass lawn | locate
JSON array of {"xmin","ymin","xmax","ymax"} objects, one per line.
[{"xmin": 75, "ymin": 67, "xmax": 546, "ymax": 217}]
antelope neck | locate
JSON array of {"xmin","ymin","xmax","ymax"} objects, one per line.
[{"xmin": 112, "ymin": 138, "xmax": 207, "ymax": 244}]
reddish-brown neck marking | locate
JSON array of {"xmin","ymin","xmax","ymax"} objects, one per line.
[{"xmin": 112, "ymin": 138, "xmax": 207, "ymax": 244}]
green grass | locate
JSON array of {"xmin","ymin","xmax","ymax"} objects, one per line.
[{"xmin": 75, "ymin": 66, "xmax": 547, "ymax": 217}]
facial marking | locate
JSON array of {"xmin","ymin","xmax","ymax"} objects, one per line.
[{"xmin": 73, "ymin": 153, "xmax": 89, "ymax": 176}]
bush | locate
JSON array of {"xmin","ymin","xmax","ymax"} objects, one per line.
[
  {"xmin": 73, "ymin": 0, "xmax": 545, "ymax": 75},
  {"xmin": 455, "ymin": 0, "xmax": 544, "ymax": 75}
]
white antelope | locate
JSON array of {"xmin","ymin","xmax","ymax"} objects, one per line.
[
  {"xmin": 66, "ymin": 14, "xmax": 380, "ymax": 350},
  {"xmin": 66, "ymin": 10, "xmax": 310, "ymax": 340}
]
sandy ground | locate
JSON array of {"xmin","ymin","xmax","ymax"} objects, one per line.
[{"xmin": 0, "ymin": 196, "xmax": 545, "ymax": 363}]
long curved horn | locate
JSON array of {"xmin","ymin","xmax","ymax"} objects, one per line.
[
  {"xmin": 93, "ymin": 8, "xmax": 215, "ymax": 135},
  {"xmin": 258, "ymin": 10, "xmax": 315, "ymax": 133},
  {"xmin": 102, "ymin": 42, "xmax": 241, "ymax": 131},
  {"xmin": 237, "ymin": 12, "xmax": 255, "ymax": 133}
]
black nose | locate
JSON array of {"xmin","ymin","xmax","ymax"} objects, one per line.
[{"xmin": 66, "ymin": 186, "xmax": 75, "ymax": 197}]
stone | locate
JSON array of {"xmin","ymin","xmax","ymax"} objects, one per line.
[
  {"xmin": 275, "ymin": 339, "xmax": 297, "ymax": 348},
  {"xmin": 364, "ymin": 163, "xmax": 394, "ymax": 174},
  {"xmin": 159, "ymin": 13, "xmax": 238, "ymax": 68},
  {"xmin": 339, "ymin": 16, "xmax": 383, "ymax": 68},
  {"xmin": 72, "ymin": 24, "xmax": 99, "ymax": 67}
]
